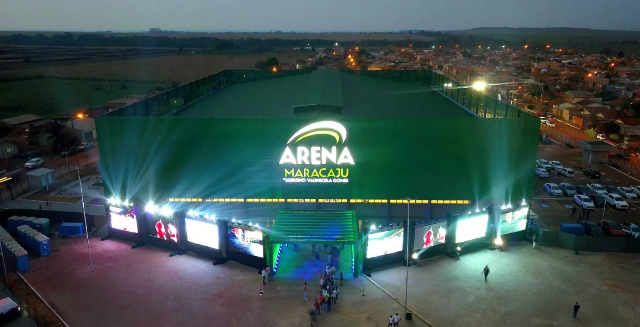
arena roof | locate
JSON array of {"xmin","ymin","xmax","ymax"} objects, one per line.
[{"xmin": 174, "ymin": 70, "xmax": 472, "ymax": 118}]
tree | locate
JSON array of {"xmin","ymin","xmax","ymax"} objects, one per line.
[
  {"xmin": 558, "ymin": 82, "xmax": 571, "ymax": 92},
  {"xmin": 585, "ymin": 128, "xmax": 597, "ymax": 139},
  {"xmin": 601, "ymin": 121, "xmax": 621, "ymax": 135},
  {"xmin": 589, "ymin": 111, "xmax": 598, "ymax": 126},
  {"xmin": 617, "ymin": 51, "xmax": 625, "ymax": 58},
  {"xmin": 528, "ymin": 84, "xmax": 543, "ymax": 97},
  {"xmin": 462, "ymin": 50, "xmax": 472, "ymax": 58},
  {"xmin": 595, "ymin": 89, "xmax": 618, "ymax": 102},
  {"xmin": 265, "ymin": 57, "xmax": 279, "ymax": 67},
  {"xmin": 609, "ymin": 134, "xmax": 620, "ymax": 141}
]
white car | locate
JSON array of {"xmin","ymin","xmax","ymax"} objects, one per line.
[
  {"xmin": 535, "ymin": 168, "xmax": 549, "ymax": 178},
  {"xmin": 632, "ymin": 186, "xmax": 640, "ymax": 196},
  {"xmin": 573, "ymin": 194, "xmax": 595, "ymax": 210},
  {"xmin": 549, "ymin": 161, "xmax": 563, "ymax": 171},
  {"xmin": 597, "ymin": 134, "xmax": 606, "ymax": 140},
  {"xmin": 536, "ymin": 159, "xmax": 553, "ymax": 170},
  {"xmin": 558, "ymin": 167, "xmax": 574, "ymax": 177},
  {"xmin": 616, "ymin": 187, "xmax": 638, "ymax": 199},
  {"xmin": 24, "ymin": 158, "xmax": 43, "ymax": 169},
  {"xmin": 544, "ymin": 183, "xmax": 563, "ymax": 196},
  {"xmin": 545, "ymin": 120, "xmax": 556, "ymax": 127},
  {"xmin": 587, "ymin": 183, "xmax": 607, "ymax": 195},
  {"xmin": 622, "ymin": 222, "xmax": 640, "ymax": 238},
  {"xmin": 605, "ymin": 193, "xmax": 628, "ymax": 210}
]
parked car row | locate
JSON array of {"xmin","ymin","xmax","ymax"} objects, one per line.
[{"xmin": 60, "ymin": 142, "xmax": 94, "ymax": 157}]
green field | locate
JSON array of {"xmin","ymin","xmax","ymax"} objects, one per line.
[
  {"xmin": 447, "ymin": 28, "xmax": 640, "ymax": 56},
  {"xmin": 0, "ymin": 78, "xmax": 167, "ymax": 119}
]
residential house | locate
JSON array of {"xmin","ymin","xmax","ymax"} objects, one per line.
[
  {"xmin": 564, "ymin": 91, "xmax": 596, "ymax": 103},
  {"xmin": 532, "ymin": 62, "xmax": 560, "ymax": 73},
  {"xmin": 583, "ymin": 76, "xmax": 609, "ymax": 90}
]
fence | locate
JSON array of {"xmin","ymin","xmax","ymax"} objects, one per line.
[
  {"xmin": 539, "ymin": 125, "xmax": 583, "ymax": 149},
  {"xmin": 3, "ymin": 272, "xmax": 69, "ymax": 327},
  {"xmin": 608, "ymin": 158, "xmax": 640, "ymax": 183},
  {"xmin": 536, "ymin": 229, "xmax": 639, "ymax": 253},
  {"xmin": 348, "ymin": 69, "xmax": 538, "ymax": 121},
  {"xmin": 100, "ymin": 69, "xmax": 312, "ymax": 118},
  {"xmin": 0, "ymin": 155, "xmax": 100, "ymax": 203}
]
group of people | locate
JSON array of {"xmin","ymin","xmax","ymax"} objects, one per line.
[
  {"xmin": 309, "ymin": 244, "xmax": 345, "ymax": 326},
  {"xmin": 388, "ymin": 313, "xmax": 402, "ymax": 326},
  {"xmin": 261, "ymin": 265, "xmax": 275, "ymax": 285},
  {"xmin": 571, "ymin": 206, "xmax": 591, "ymax": 222}
]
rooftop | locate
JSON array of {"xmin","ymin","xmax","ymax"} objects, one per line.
[{"xmin": 174, "ymin": 70, "xmax": 471, "ymax": 118}]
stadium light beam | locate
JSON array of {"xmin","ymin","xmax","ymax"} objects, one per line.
[{"xmin": 472, "ymin": 81, "xmax": 487, "ymax": 91}]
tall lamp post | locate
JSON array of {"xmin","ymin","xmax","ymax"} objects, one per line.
[
  {"xmin": 72, "ymin": 167, "xmax": 94, "ymax": 272},
  {"xmin": 404, "ymin": 197, "xmax": 410, "ymax": 318}
]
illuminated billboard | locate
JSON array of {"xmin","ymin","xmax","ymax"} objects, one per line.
[
  {"xmin": 499, "ymin": 207, "xmax": 529, "ymax": 236},
  {"xmin": 455, "ymin": 214, "xmax": 489, "ymax": 243},
  {"xmin": 185, "ymin": 218, "xmax": 219, "ymax": 249},
  {"xmin": 109, "ymin": 206, "xmax": 138, "ymax": 233},
  {"xmin": 148, "ymin": 217, "xmax": 178, "ymax": 243},
  {"xmin": 366, "ymin": 229, "xmax": 404, "ymax": 258},
  {"xmin": 413, "ymin": 222, "xmax": 447, "ymax": 250},
  {"xmin": 228, "ymin": 227, "xmax": 264, "ymax": 258}
]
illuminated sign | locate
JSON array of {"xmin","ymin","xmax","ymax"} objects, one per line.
[
  {"xmin": 455, "ymin": 213, "xmax": 489, "ymax": 243},
  {"xmin": 414, "ymin": 222, "xmax": 447, "ymax": 250},
  {"xmin": 499, "ymin": 207, "xmax": 529, "ymax": 235},
  {"xmin": 280, "ymin": 121, "xmax": 354, "ymax": 183}
]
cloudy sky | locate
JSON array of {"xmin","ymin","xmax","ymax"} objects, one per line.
[{"xmin": 1, "ymin": 0, "xmax": 639, "ymax": 32}]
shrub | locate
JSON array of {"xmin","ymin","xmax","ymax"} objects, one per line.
[{"xmin": 609, "ymin": 134, "xmax": 620, "ymax": 141}]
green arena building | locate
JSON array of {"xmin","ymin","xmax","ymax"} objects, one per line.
[{"xmin": 97, "ymin": 69, "xmax": 539, "ymax": 274}]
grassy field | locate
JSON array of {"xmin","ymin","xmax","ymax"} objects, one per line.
[
  {"xmin": 447, "ymin": 28, "xmax": 640, "ymax": 56},
  {"xmin": 0, "ymin": 52, "xmax": 313, "ymax": 83},
  {"xmin": 0, "ymin": 78, "xmax": 167, "ymax": 119}
]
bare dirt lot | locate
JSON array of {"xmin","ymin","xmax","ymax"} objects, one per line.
[{"xmin": 0, "ymin": 52, "xmax": 313, "ymax": 83}]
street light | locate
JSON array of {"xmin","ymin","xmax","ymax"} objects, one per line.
[
  {"xmin": 72, "ymin": 167, "xmax": 94, "ymax": 272},
  {"xmin": 404, "ymin": 197, "xmax": 410, "ymax": 319},
  {"xmin": 472, "ymin": 81, "xmax": 487, "ymax": 91}
]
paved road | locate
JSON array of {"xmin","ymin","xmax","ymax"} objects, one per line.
[
  {"xmin": 534, "ymin": 142, "xmax": 640, "ymax": 229},
  {"xmin": 0, "ymin": 286, "xmax": 36, "ymax": 327},
  {"xmin": 4, "ymin": 146, "xmax": 99, "ymax": 185}
]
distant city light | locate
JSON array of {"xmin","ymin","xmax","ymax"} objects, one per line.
[
  {"xmin": 76, "ymin": 113, "xmax": 85, "ymax": 119},
  {"xmin": 272, "ymin": 67, "xmax": 278, "ymax": 72}
]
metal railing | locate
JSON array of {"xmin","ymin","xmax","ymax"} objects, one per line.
[
  {"xmin": 0, "ymin": 155, "xmax": 100, "ymax": 203},
  {"xmin": 539, "ymin": 125, "xmax": 583, "ymax": 149}
]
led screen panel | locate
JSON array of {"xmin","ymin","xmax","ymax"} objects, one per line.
[
  {"xmin": 366, "ymin": 228, "xmax": 404, "ymax": 258},
  {"xmin": 455, "ymin": 214, "xmax": 489, "ymax": 243},
  {"xmin": 228, "ymin": 227, "xmax": 264, "ymax": 258},
  {"xmin": 148, "ymin": 217, "xmax": 178, "ymax": 243},
  {"xmin": 109, "ymin": 207, "xmax": 138, "ymax": 233},
  {"xmin": 413, "ymin": 221, "xmax": 447, "ymax": 250},
  {"xmin": 499, "ymin": 207, "xmax": 529, "ymax": 236},
  {"xmin": 185, "ymin": 218, "xmax": 219, "ymax": 249}
]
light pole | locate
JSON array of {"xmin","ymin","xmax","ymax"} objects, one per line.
[
  {"xmin": 0, "ymin": 243, "xmax": 8, "ymax": 287},
  {"xmin": 72, "ymin": 167, "xmax": 94, "ymax": 272},
  {"xmin": 404, "ymin": 197, "xmax": 410, "ymax": 318}
]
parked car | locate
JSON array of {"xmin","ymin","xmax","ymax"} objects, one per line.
[
  {"xmin": 599, "ymin": 220, "xmax": 626, "ymax": 237},
  {"xmin": 17, "ymin": 150, "xmax": 42, "ymax": 159},
  {"xmin": 544, "ymin": 183, "xmax": 563, "ymax": 196},
  {"xmin": 558, "ymin": 167, "xmax": 574, "ymax": 177},
  {"xmin": 24, "ymin": 158, "xmax": 43, "ymax": 169},
  {"xmin": 587, "ymin": 183, "xmax": 607, "ymax": 195},
  {"xmin": 583, "ymin": 168, "xmax": 601, "ymax": 179},
  {"xmin": 632, "ymin": 185, "xmax": 640, "ymax": 196},
  {"xmin": 535, "ymin": 168, "xmax": 549, "ymax": 178},
  {"xmin": 61, "ymin": 147, "xmax": 79, "ymax": 157},
  {"xmin": 622, "ymin": 222, "xmax": 640, "ymax": 238},
  {"xmin": 609, "ymin": 152, "xmax": 631, "ymax": 160},
  {"xmin": 549, "ymin": 161, "xmax": 563, "ymax": 171},
  {"xmin": 597, "ymin": 134, "xmax": 606, "ymax": 140},
  {"xmin": 560, "ymin": 182, "xmax": 577, "ymax": 196},
  {"xmin": 588, "ymin": 194, "xmax": 606, "ymax": 208},
  {"xmin": 77, "ymin": 142, "xmax": 94, "ymax": 151},
  {"xmin": 536, "ymin": 159, "xmax": 553, "ymax": 170},
  {"xmin": 574, "ymin": 185, "xmax": 591, "ymax": 195},
  {"xmin": 604, "ymin": 185, "xmax": 619, "ymax": 194},
  {"xmin": 616, "ymin": 187, "xmax": 638, "ymax": 199},
  {"xmin": 0, "ymin": 297, "xmax": 21, "ymax": 324},
  {"xmin": 581, "ymin": 221, "xmax": 604, "ymax": 237},
  {"xmin": 605, "ymin": 193, "xmax": 628, "ymax": 210},
  {"xmin": 573, "ymin": 194, "xmax": 595, "ymax": 210},
  {"xmin": 544, "ymin": 120, "xmax": 555, "ymax": 127}
]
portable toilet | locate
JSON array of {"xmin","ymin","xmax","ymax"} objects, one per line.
[
  {"xmin": 13, "ymin": 248, "xmax": 29, "ymax": 272},
  {"xmin": 26, "ymin": 230, "xmax": 40, "ymax": 251},
  {"xmin": 26, "ymin": 217, "xmax": 37, "ymax": 228},
  {"xmin": 59, "ymin": 223, "xmax": 84, "ymax": 237},
  {"xmin": 7, "ymin": 216, "xmax": 20, "ymax": 234},
  {"xmin": 33, "ymin": 218, "xmax": 50, "ymax": 236},
  {"xmin": 34, "ymin": 235, "xmax": 50, "ymax": 256}
]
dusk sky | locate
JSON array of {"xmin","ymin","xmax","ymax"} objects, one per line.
[{"xmin": 1, "ymin": 0, "xmax": 640, "ymax": 32}]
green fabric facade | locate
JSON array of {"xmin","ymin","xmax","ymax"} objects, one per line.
[
  {"xmin": 96, "ymin": 116, "xmax": 538, "ymax": 204},
  {"xmin": 270, "ymin": 210, "xmax": 358, "ymax": 244}
]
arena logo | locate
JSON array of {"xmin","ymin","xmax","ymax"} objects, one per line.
[{"xmin": 279, "ymin": 121, "xmax": 354, "ymax": 183}]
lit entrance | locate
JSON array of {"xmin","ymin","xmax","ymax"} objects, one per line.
[{"xmin": 264, "ymin": 210, "xmax": 362, "ymax": 279}]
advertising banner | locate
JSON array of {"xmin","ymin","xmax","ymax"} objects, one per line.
[
  {"xmin": 499, "ymin": 207, "xmax": 529, "ymax": 236},
  {"xmin": 455, "ymin": 214, "xmax": 489, "ymax": 243},
  {"xmin": 185, "ymin": 218, "xmax": 219, "ymax": 249},
  {"xmin": 414, "ymin": 222, "xmax": 447, "ymax": 250},
  {"xmin": 366, "ymin": 228, "xmax": 404, "ymax": 258},
  {"xmin": 110, "ymin": 206, "xmax": 138, "ymax": 233},
  {"xmin": 228, "ymin": 227, "xmax": 264, "ymax": 258},
  {"xmin": 148, "ymin": 217, "xmax": 178, "ymax": 243}
]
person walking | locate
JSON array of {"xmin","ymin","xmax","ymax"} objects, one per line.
[
  {"xmin": 326, "ymin": 295, "xmax": 332, "ymax": 312},
  {"xmin": 393, "ymin": 313, "xmax": 401, "ymax": 327},
  {"xmin": 481, "ymin": 265, "xmax": 490, "ymax": 281},
  {"xmin": 573, "ymin": 302, "xmax": 580, "ymax": 318},
  {"xmin": 261, "ymin": 268, "xmax": 267, "ymax": 285},
  {"xmin": 339, "ymin": 271, "xmax": 344, "ymax": 286},
  {"xmin": 266, "ymin": 266, "xmax": 272, "ymax": 282},
  {"xmin": 532, "ymin": 234, "xmax": 537, "ymax": 249},
  {"xmin": 322, "ymin": 295, "xmax": 328, "ymax": 312},
  {"xmin": 303, "ymin": 282, "xmax": 308, "ymax": 301},
  {"xmin": 314, "ymin": 299, "xmax": 321, "ymax": 316},
  {"xmin": 309, "ymin": 309, "xmax": 318, "ymax": 326},
  {"xmin": 571, "ymin": 206, "xmax": 576, "ymax": 218},
  {"xmin": 319, "ymin": 294, "xmax": 325, "ymax": 311},
  {"xmin": 388, "ymin": 315, "xmax": 394, "ymax": 327},
  {"xmin": 331, "ymin": 288, "xmax": 337, "ymax": 304}
]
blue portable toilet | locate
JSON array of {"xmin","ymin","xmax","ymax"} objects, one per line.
[
  {"xmin": 13, "ymin": 249, "xmax": 29, "ymax": 272},
  {"xmin": 560, "ymin": 223, "xmax": 585, "ymax": 236},
  {"xmin": 59, "ymin": 223, "xmax": 84, "ymax": 237},
  {"xmin": 26, "ymin": 230, "xmax": 40, "ymax": 251},
  {"xmin": 26, "ymin": 217, "xmax": 37, "ymax": 228},
  {"xmin": 33, "ymin": 218, "xmax": 50, "ymax": 236},
  {"xmin": 34, "ymin": 235, "xmax": 50, "ymax": 256},
  {"xmin": 7, "ymin": 216, "xmax": 20, "ymax": 234}
]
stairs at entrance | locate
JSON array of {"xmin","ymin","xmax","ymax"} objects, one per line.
[{"xmin": 275, "ymin": 244, "xmax": 353, "ymax": 281}]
